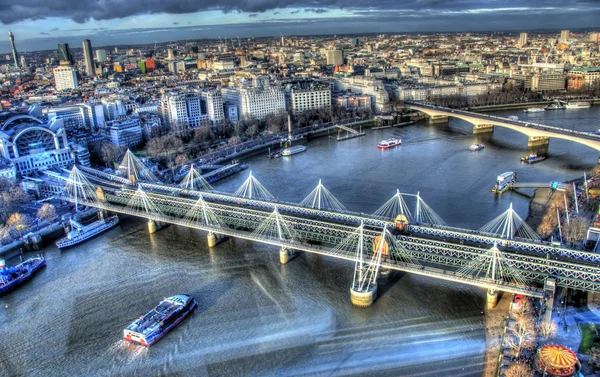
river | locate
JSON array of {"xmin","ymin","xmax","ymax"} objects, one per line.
[{"xmin": 2, "ymin": 106, "xmax": 599, "ymax": 377}]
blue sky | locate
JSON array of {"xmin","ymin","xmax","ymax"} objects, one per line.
[{"xmin": 1, "ymin": 1, "xmax": 599, "ymax": 52}]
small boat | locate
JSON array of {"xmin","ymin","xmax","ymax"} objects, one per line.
[
  {"xmin": 508, "ymin": 116, "xmax": 519, "ymax": 121},
  {"xmin": 0, "ymin": 256, "xmax": 46, "ymax": 295},
  {"xmin": 523, "ymin": 108, "xmax": 545, "ymax": 113},
  {"xmin": 377, "ymin": 138, "xmax": 402, "ymax": 149},
  {"xmin": 56, "ymin": 215, "xmax": 119, "ymax": 249},
  {"xmin": 281, "ymin": 145, "xmax": 307, "ymax": 156},
  {"xmin": 565, "ymin": 101, "xmax": 591, "ymax": 109},
  {"xmin": 469, "ymin": 143, "xmax": 485, "ymax": 151},
  {"xmin": 124, "ymin": 294, "xmax": 198, "ymax": 346},
  {"xmin": 545, "ymin": 103, "xmax": 565, "ymax": 110},
  {"xmin": 520, "ymin": 153, "xmax": 546, "ymax": 164},
  {"xmin": 268, "ymin": 150, "xmax": 282, "ymax": 159}
]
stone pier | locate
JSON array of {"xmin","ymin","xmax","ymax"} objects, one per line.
[
  {"xmin": 147, "ymin": 220, "xmax": 166, "ymax": 234},
  {"xmin": 279, "ymin": 247, "xmax": 299, "ymax": 264},
  {"xmin": 486, "ymin": 289, "xmax": 499, "ymax": 309},
  {"xmin": 428, "ymin": 115, "xmax": 449, "ymax": 124},
  {"xmin": 473, "ymin": 124, "xmax": 494, "ymax": 134},
  {"xmin": 207, "ymin": 232, "xmax": 227, "ymax": 248},
  {"xmin": 527, "ymin": 136, "xmax": 550, "ymax": 148},
  {"xmin": 350, "ymin": 284, "xmax": 378, "ymax": 307}
]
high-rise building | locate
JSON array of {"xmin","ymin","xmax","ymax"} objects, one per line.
[
  {"xmin": 83, "ymin": 39, "xmax": 96, "ymax": 76},
  {"xmin": 350, "ymin": 38, "xmax": 360, "ymax": 47},
  {"xmin": 281, "ymin": 35, "xmax": 285, "ymax": 47},
  {"xmin": 57, "ymin": 43, "xmax": 74, "ymax": 65},
  {"xmin": 8, "ymin": 31, "xmax": 19, "ymax": 68},
  {"xmin": 82, "ymin": 39, "xmax": 95, "ymax": 76},
  {"xmin": 237, "ymin": 86, "xmax": 286, "ymax": 120},
  {"xmin": 326, "ymin": 49, "xmax": 344, "ymax": 66},
  {"xmin": 19, "ymin": 56, "xmax": 27, "ymax": 69},
  {"xmin": 518, "ymin": 33, "xmax": 528, "ymax": 47},
  {"xmin": 96, "ymin": 49, "xmax": 107, "ymax": 62},
  {"xmin": 201, "ymin": 90, "xmax": 224, "ymax": 124},
  {"xmin": 53, "ymin": 66, "xmax": 79, "ymax": 91},
  {"xmin": 560, "ymin": 30, "xmax": 570, "ymax": 43},
  {"xmin": 167, "ymin": 48, "xmax": 175, "ymax": 60}
]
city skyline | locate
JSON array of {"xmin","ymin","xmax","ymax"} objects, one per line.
[{"xmin": 0, "ymin": 0, "xmax": 599, "ymax": 52}]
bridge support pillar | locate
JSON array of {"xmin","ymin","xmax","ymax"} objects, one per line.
[
  {"xmin": 350, "ymin": 284, "xmax": 377, "ymax": 307},
  {"xmin": 280, "ymin": 247, "xmax": 299, "ymax": 264},
  {"xmin": 147, "ymin": 220, "xmax": 166, "ymax": 234},
  {"xmin": 98, "ymin": 209, "xmax": 108, "ymax": 220},
  {"xmin": 486, "ymin": 289, "xmax": 499, "ymax": 309},
  {"xmin": 527, "ymin": 136, "xmax": 549, "ymax": 148},
  {"xmin": 429, "ymin": 115, "xmax": 449, "ymax": 124},
  {"xmin": 473, "ymin": 124, "xmax": 494, "ymax": 134},
  {"xmin": 207, "ymin": 232, "xmax": 227, "ymax": 248}
]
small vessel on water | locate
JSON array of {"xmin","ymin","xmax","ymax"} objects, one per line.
[
  {"xmin": 469, "ymin": 143, "xmax": 485, "ymax": 151},
  {"xmin": 521, "ymin": 153, "xmax": 546, "ymax": 164},
  {"xmin": 0, "ymin": 256, "xmax": 46, "ymax": 295},
  {"xmin": 545, "ymin": 102, "xmax": 565, "ymax": 110},
  {"xmin": 123, "ymin": 294, "xmax": 198, "ymax": 346},
  {"xmin": 281, "ymin": 145, "xmax": 307, "ymax": 156},
  {"xmin": 523, "ymin": 107, "xmax": 545, "ymax": 113},
  {"xmin": 565, "ymin": 101, "xmax": 591, "ymax": 109},
  {"xmin": 491, "ymin": 171, "xmax": 517, "ymax": 194},
  {"xmin": 56, "ymin": 215, "xmax": 119, "ymax": 249},
  {"xmin": 508, "ymin": 115, "xmax": 519, "ymax": 121},
  {"xmin": 377, "ymin": 138, "xmax": 402, "ymax": 149}
]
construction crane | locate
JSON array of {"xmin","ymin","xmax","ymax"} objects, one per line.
[
  {"xmin": 237, "ymin": 36, "xmax": 241, "ymax": 49},
  {"xmin": 154, "ymin": 41, "xmax": 157, "ymax": 58}
]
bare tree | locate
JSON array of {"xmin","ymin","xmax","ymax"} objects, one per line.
[
  {"xmin": 538, "ymin": 319, "xmax": 558, "ymax": 339},
  {"xmin": 175, "ymin": 153, "xmax": 188, "ymax": 167},
  {"xmin": 228, "ymin": 136, "xmax": 242, "ymax": 146},
  {"xmin": 588, "ymin": 346, "xmax": 600, "ymax": 367},
  {"xmin": 101, "ymin": 143, "xmax": 125, "ymax": 168},
  {"xmin": 245, "ymin": 124, "xmax": 259, "ymax": 139},
  {"xmin": 37, "ymin": 203, "xmax": 57, "ymax": 222},
  {"xmin": 508, "ymin": 314, "xmax": 536, "ymax": 357},
  {"xmin": 505, "ymin": 362, "xmax": 532, "ymax": 377},
  {"xmin": 147, "ymin": 135, "xmax": 183, "ymax": 170},
  {"xmin": 563, "ymin": 217, "xmax": 591, "ymax": 246}
]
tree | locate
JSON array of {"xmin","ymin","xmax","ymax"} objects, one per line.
[
  {"xmin": 7, "ymin": 212, "xmax": 30, "ymax": 238},
  {"xmin": 245, "ymin": 124, "xmax": 259, "ymax": 139},
  {"xmin": 147, "ymin": 135, "xmax": 183, "ymax": 170},
  {"xmin": 508, "ymin": 314, "xmax": 536, "ymax": 358},
  {"xmin": 538, "ymin": 319, "xmax": 558, "ymax": 339},
  {"xmin": 101, "ymin": 143, "xmax": 125, "ymax": 168},
  {"xmin": 37, "ymin": 203, "xmax": 56, "ymax": 222},
  {"xmin": 228, "ymin": 136, "xmax": 242, "ymax": 146},
  {"xmin": 175, "ymin": 153, "xmax": 188, "ymax": 167},
  {"xmin": 563, "ymin": 217, "xmax": 591, "ymax": 246},
  {"xmin": 588, "ymin": 346, "xmax": 600, "ymax": 367},
  {"xmin": 505, "ymin": 362, "xmax": 532, "ymax": 377}
]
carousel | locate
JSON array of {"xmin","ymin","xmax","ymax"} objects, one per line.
[{"xmin": 538, "ymin": 344, "xmax": 579, "ymax": 376}]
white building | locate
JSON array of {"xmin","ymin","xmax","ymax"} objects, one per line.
[
  {"xmin": 102, "ymin": 98, "xmax": 126, "ymax": 121},
  {"xmin": 158, "ymin": 92, "xmax": 208, "ymax": 130},
  {"xmin": 53, "ymin": 66, "xmax": 79, "ymax": 91},
  {"xmin": 201, "ymin": 90, "xmax": 224, "ymax": 124},
  {"xmin": 286, "ymin": 82, "xmax": 331, "ymax": 114},
  {"xmin": 0, "ymin": 118, "xmax": 73, "ymax": 175},
  {"xmin": 106, "ymin": 118, "xmax": 143, "ymax": 148},
  {"xmin": 224, "ymin": 103, "xmax": 238, "ymax": 122},
  {"xmin": 96, "ymin": 49, "xmax": 107, "ymax": 62},
  {"xmin": 335, "ymin": 77, "xmax": 389, "ymax": 112},
  {"xmin": 237, "ymin": 86, "xmax": 286, "ymax": 120}
]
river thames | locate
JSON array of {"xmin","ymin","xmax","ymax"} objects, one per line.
[{"xmin": 2, "ymin": 106, "xmax": 600, "ymax": 377}]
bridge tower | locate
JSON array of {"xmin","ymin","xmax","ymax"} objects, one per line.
[
  {"xmin": 250, "ymin": 206, "xmax": 299, "ymax": 264},
  {"xmin": 348, "ymin": 224, "xmax": 386, "ymax": 307}
]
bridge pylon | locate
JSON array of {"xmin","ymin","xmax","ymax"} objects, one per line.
[{"xmin": 349, "ymin": 224, "xmax": 385, "ymax": 307}]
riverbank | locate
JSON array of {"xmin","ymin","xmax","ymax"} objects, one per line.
[
  {"xmin": 525, "ymin": 187, "xmax": 557, "ymax": 232},
  {"xmin": 482, "ymin": 292, "xmax": 512, "ymax": 377}
]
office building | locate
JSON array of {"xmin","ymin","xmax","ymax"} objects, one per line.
[
  {"xmin": 82, "ymin": 39, "xmax": 95, "ymax": 76},
  {"xmin": 158, "ymin": 92, "xmax": 208, "ymax": 131},
  {"xmin": 106, "ymin": 118, "xmax": 143, "ymax": 148},
  {"xmin": 167, "ymin": 48, "xmax": 175, "ymax": 60},
  {"xmin": 560, "ymin": 30, "xmax": 570, "ymax": 43},
  {"xmin": 518, "ymin": 33, "xmax": 528, "ymax": 47},
  {"xmin": 53, "ymin": 66, "xmax": 79, "ymax": 91},
  {"xmin": 286, "ymin": 81, "xmax": 331, "ymax": 114},
  {"xmin": 201, "ymin": 90, "xmax": 225, "ymax": 124},
  {"xmin": 8, "ymin": 31, "xmax": 19, "ymax": 68},
  {"xmin": 57, "ymin": 43, "xmax": 74, "ymax": 65},
  {"xmin": 350, "ymin": 38, "xmax": 360, "ymax": 47},
  {"xmin": 238, "ymin": 86, "xmax": 286, "ymax": 120},
  {"xmin": 96, "ymin": 49, "xmax": 107, "ymax": 62},
  {"xmin": 326, "ymin": 49, "xmax": 344, "ymax": 66}
]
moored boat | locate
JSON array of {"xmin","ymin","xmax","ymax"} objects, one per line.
[
  {"xmin": 565, "ymin": 101, "xmax": 591, "ymax": 109},
  {"xmin": 469, "ymin": 143, "xmax": 485, "ymax": 151},
  {"xmin": 0, "ymin": 256, "xmax": 46, "ymax": 295},
  {"xmin": 123, "ymin": 294, "xmax": 198, "ymax": 346},
  {"xmin": 377, "ymin": 138, "xmax": 402, "ymax": 149},
  {"xmin": 56, "ymin": 215, "xmax": 119, "ymax": 249},
  {"xmin": 520, "ymin": 153, "xmax": 546, "ymax": 164},
  {"xmin": 281, "ymin": 145, "xmax": 307, "ymax": 156},
  {"xmin": 523, "ymin": 107, "xmax": 545, "ymax": 113},
  {"xmin": 545, "ymin": 103, "xmax": 565, "ymax": 110}
]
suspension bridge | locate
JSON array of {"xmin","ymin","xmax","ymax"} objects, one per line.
[{"xmin": 46, "ymin": 151, "xmax": 600, "ymax": 308}]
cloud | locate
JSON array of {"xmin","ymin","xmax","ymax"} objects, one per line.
[
  {"xmin": 49, "ymin": 27, "xmax": 60, "ymax": 32},
  {"xmin": 248, "ymin": 13, "xmax": 258, "ymax": 18},
  {"xmin": 274, "ymin": 11, "xmax": 280, "ymax": 15},
  {"xmin": 39, "ymin": 32, "xmax": 49, "ymax": 35},
  {"xmin": 172, "ymin": 22, "xmax": 179, "ymax": 25},
  {"xmin": 290, "ymin": 10, "xmax": 301, "ymax": 14},
  {"xmin": 305, "ymin": 8, "xmax": 328, "ymax": 14}
]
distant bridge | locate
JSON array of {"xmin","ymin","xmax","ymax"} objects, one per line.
[{"xmin": 405, "ymin": 102, "xmax": 600, "ymax": 153}]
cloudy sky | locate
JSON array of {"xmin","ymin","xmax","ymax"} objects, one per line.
[{"xmin": 1, "ymin": 0, "xmax": 599, "ymax": 52}]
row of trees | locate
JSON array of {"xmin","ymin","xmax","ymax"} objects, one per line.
[
  {"xmin": 428, "ymin": 87, "xmax": 544, "ymax": 108},
  {"xmin": 0, "ymin": 203, "xmax": 56, "ymax": 243}
]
